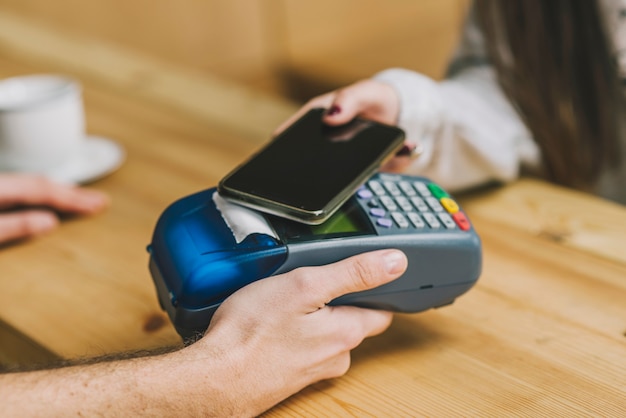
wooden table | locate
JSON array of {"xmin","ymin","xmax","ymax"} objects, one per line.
[{"xmin": 1, "ymin": 27, "xmax": 625, "ymax": 418}]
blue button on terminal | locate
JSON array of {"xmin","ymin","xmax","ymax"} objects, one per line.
[
  {"xmin": 370, "ymin": 207, "xmax": 386, "ymax": 218},
  {"xmin": 357, "ymin": 188, "xmax": 373, "ymax": 199},
  {"xmin": 376, "ymin": 218, "xmax": 393, "ymax": 228}
]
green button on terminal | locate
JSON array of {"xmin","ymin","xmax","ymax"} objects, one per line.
[{"xmin": 428, "ymin": 183, "xmax": 449, "ymax": 199}]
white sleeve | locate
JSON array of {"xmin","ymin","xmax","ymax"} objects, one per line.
[{"xmin": 373, "ymin": 14, "xmax": 540, "ymax": 192}]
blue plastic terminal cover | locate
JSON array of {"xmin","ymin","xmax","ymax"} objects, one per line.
[{"xmin": 148, "ymin": 189, "xmax": 287, "ymax": 309}]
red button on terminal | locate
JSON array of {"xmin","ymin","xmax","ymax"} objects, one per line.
[{"xmin": 452, "ymin": 212, "xmax": 471, "ymax": 231}]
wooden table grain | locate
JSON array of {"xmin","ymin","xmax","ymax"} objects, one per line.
[{"xmin": 0, "ymin": 34, "xmax": 625, "ymax": 417}]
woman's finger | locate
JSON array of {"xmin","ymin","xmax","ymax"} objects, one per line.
[
  {"xmin": 272, "ymin": 93, "xmax": 336, "ymax": 136},
  {"xmin": 323, "ymin": 80, "xmax": 400, "ymax": 126}
]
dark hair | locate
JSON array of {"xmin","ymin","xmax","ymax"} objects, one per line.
[{"xmin": 475, "ymin": 0, "xmax": 623, "ymax": 190}]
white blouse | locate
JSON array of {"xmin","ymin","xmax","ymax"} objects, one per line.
[{"xmin": 374, "ymin": 0, "xmax": 626, "ymax": 203}]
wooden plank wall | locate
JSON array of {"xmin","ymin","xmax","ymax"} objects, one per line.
[{"xmin": 0, "ymin": 0, "xmax": 468, "ymax": 100}]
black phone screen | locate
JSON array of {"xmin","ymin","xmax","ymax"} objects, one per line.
[{"xmin": 218, "ymin": 108, "xmax": 404, "ymax": 220}]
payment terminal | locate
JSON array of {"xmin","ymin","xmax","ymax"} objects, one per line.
[{"xmin": 148, "ymin": 173, "xmax": 482, "ymax": 340}]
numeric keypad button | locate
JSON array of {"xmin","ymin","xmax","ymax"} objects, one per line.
[
  {"xmin": 410, "ymin": 196, "xmax": 430, "ymax": 212},
  {"xmin": 380, "ymin": 196, "xmax": 398, "ymax": 212},
  {"xmin": 423, "ymin": 213, "xmax": 441, "ymax": 229},
  {"xmin": 438, "ymin": 213, "xmax": 457, "ymax": 229},
  {"xmin": 391, "ymin": 212, "xmax": 410, "ymax": 228},
  {"xmin": 368, "ymin": 180, "xmax": 386, "ymax": 196},
  {"xmin": 395, "ymin": 196, "xmax": 413, "ymax": 212},
  {"xmin": 398, "ymin": 181, "xmax": 416, "ymax": 196},
  {"xmin": 413, "ymin": 182, "xmax": 431, "ymax": 197},
  {"xmin": 407, "ymin": 213, "xmax": 425, "ymax": 228},
  {"xmin": 426, "ymin": 197, "xmax": 444, "ymax": 212},
  {"xmin": 383, "ymin": 181, "xmax": 402, "ymax": 196}
]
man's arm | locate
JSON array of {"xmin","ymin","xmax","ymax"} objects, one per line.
[{"xmin": 1, "ymin": 249, "xmax": 407, "ymax": 417}]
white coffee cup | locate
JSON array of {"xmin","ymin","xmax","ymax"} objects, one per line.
[{"xmin": 0, "ymin": 74, "xmax": 85, "ymax": 174}]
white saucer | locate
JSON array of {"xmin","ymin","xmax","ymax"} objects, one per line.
[{"xmin": 46, "ymin": 135, "xmax": 125, "ymax": 185}]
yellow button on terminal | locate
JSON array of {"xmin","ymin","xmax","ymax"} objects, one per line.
[{"xmin": 440, "ymin": 197, "xmax": 459, "ymax": 214}]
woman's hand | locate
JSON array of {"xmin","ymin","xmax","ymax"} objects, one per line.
[
  {"xmin": 0, "ymin": 174, "xmax": 109, "ymax": 244},
  {"xmin": 275, "ymin": 79, "xmax": 417, "ymax": 173},
  {"xmin": 275, "ymin": 79, "xmax": 400, "ymax": 132}
]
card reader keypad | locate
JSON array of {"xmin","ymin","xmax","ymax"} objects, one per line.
[{"xmin": 357, "ymin": 174, "xmax": 472, "ymax": 233}]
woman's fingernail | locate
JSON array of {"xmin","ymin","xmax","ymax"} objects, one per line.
[
  {"xmin": 383, "ymin": 250, "xmax": 406, "ymax": 275},
  {"xmin": 326, "ymin": 105, "xmax": 341, "ymax": 116},
  {"xmin": 395, "ymin": 144, "xmax": 415, "ymax": 157},
  {"xmin": 395, "ymin": 142, "xmax": 422, "ymax": 159}
]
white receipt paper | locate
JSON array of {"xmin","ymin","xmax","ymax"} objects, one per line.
[{"xmin": 212, "ymin": 192, "xmax": 278, "ymax": 244}]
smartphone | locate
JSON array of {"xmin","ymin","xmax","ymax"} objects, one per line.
[{"xmin": 218, "ymin": 107, "xmax": 405, "ymax": 224}]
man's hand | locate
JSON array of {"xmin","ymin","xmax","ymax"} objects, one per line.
[
  {"xmin": 0, "ymin": 249, "xmax": 407, "ymax": 417},
  {"xmin": 182, "ymin": 249, "xmax": 408, "ymax": 416},
  {"xmin": 0, "ymin": 174, "xmax": 109, "ymax": 243}
]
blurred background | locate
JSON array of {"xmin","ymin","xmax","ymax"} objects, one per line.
[
  {"xmin": 0, "ymin": 0, "xmax": 469, "ymax": 104},
  {"xmin": 0, "ymin": 0, "xmax": 470, "ymax": 367}
]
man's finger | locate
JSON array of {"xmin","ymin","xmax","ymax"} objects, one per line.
[
  {"xmin": 0, "ymin": 175, "xmax": 108, "ymax": 214},
  {"xmin": 292, "ymin": 249, "xmax": 408, "ymax": 312},
  {"xmin": 323, "ymin": 304, "xmax": 394, "ymax": 341},
  {"xmin": 0, "ymin": 211, "xmax": 59, "ymax": 243}
]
